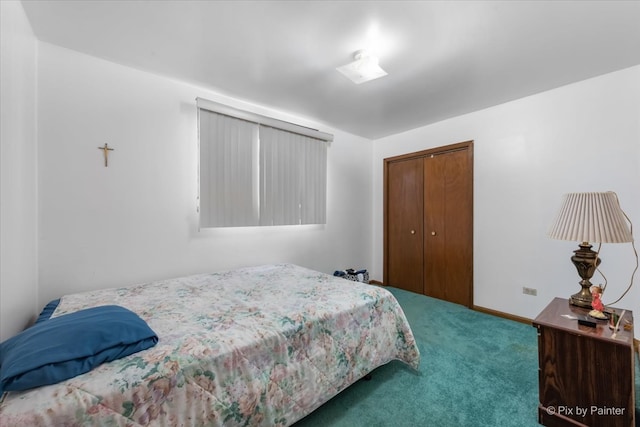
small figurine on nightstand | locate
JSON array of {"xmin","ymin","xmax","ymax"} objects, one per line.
[{"xmin": 589, "ymin": 285, "xmax": 607, "ymax": 319}]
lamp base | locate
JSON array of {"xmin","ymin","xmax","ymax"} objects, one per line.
[
  {"xmin": 568, "ymin": 242, "xmax": 601, "ymax": 308},
  {"xmin": 569, "ymin": 287, "xmax": 593, "ymax": 308}
]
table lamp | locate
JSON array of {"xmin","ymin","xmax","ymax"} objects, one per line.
[{"xmin": 548, "ymin": 192, "xmax": 633, "ymax": 308}]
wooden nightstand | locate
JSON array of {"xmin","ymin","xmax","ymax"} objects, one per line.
[{"xmin": 532, "ymin": 297, "xmax": 635, "ymax": 427}]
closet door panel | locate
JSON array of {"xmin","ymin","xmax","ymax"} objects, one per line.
[
  {"xmin": 424, "ymin": 155, "xmax": 446, "ymax": 300},
  {"xmin": 424, "ymin": 149, "xmax": 472, "ymax": 306},
  {"xmin": 387, "ymin": 158, "xmax": 424, "ymax": 294},
  {"xmin": 444, "ymin": 150, "xmax": 473, "ymax": 306}
]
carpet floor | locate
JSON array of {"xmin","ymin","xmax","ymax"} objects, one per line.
[{"xmin": 294, "ymin": 286, "xmax": 640, "ymax": 427}]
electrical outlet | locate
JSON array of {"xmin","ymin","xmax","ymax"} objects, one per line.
[{"xmin": 522, "ymin": 287, "xmax": 537, "ymax": 296}]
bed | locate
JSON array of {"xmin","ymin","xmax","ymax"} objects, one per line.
[{"xmin": 0, "ymin": 263, "xmax": 420, "ymax": 426}]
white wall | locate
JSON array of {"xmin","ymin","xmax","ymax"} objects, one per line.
[
  {"xmin": 36, "ymin": 42, "xmax": 373, "ymax": 307},
  {"xmin": 372, "ymin": 66, "xmax": 640, "ymax": 337},
  {"xmin": 0, "ymin": 1, "xmax": 39, "ymax": 341}
]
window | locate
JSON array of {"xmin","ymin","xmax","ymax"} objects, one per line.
[{"xmin": 197, "ymin": 98, "xmax": 332, "ymax": 228}]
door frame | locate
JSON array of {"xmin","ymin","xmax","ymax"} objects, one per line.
[{"xmin": 383, "ymin": 140, "xmax": 474, "ymax": 307}]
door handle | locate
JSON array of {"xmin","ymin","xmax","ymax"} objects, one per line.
[
  {"xmin": 410, "ymin": 230, "xmax": 416, "ymax": 235},
  {"xmin": 431, "ymin": 231, "xmax": 437, "ymax": 236}
]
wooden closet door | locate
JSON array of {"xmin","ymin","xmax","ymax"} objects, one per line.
[
  {"xmin": 386, "ymin": 157, "xmax": 424, "ymax": 294},
  {"xmin": 423, "ymin": 148, "xmax": 472, "ymax": 306}
]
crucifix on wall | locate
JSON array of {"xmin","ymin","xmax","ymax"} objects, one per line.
[{"xmin": 97, "ymin": 143, "xmax": 114, "ymax": 167}]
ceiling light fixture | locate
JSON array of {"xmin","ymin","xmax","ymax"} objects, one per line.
[{"xmin": 336, "ymin": 49, "xmax": 388, "ymax": 84}]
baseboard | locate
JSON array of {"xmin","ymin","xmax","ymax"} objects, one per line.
[
  {"xmin": 374, "ymin": 287, "xmax": 533, "ymax": 324},
  {"xmin": 472, "ymin": 305, "xmax": 533, "ymax": 325},
  {"xmin": 369, "ymin": 279, "xmax": 384, "ymax": 286}
]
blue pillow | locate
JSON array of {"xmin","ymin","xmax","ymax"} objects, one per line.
[{"xmin": 0, "ymin": 305, "xmax": 158, "ymax": 394}]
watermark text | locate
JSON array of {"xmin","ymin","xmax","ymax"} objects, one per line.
[{"xmin": 546, "ymin": 405, "xmax": 626, "ymax": 417}]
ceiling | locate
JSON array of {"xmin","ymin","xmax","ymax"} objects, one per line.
[{"xmin": 21, "ymin": 1, "xmax": 640, "ymax": 140}]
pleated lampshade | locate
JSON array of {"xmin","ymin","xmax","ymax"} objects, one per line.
[{"xmin": 548, "ymin": 192, "xmax": 633, "ymax": 243}]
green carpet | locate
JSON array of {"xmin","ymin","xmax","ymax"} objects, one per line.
[{"xmin": 294, "ymin": 287, "xmax": 640, "ymax": 427}]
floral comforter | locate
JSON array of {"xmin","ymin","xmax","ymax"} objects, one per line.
[{"xmin": 0, "ymin": 264, "xmax": 420, "ymax": 426}]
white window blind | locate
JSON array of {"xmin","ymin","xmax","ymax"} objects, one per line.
[
  {"xmin": 197, "ymin": 98, "xmax": 331, "ymax": 228},
  {"xmin": 199, "ymin": 111, "xmax": 259, "ymax": 227},
  {"xmin": 259, "ymin": 126, "xmax": 327, "ymax": 225}
]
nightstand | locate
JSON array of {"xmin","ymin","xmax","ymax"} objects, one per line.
[{"xmin": 532, "ymin": 297, "xmax": 635, "ymax": 427}]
